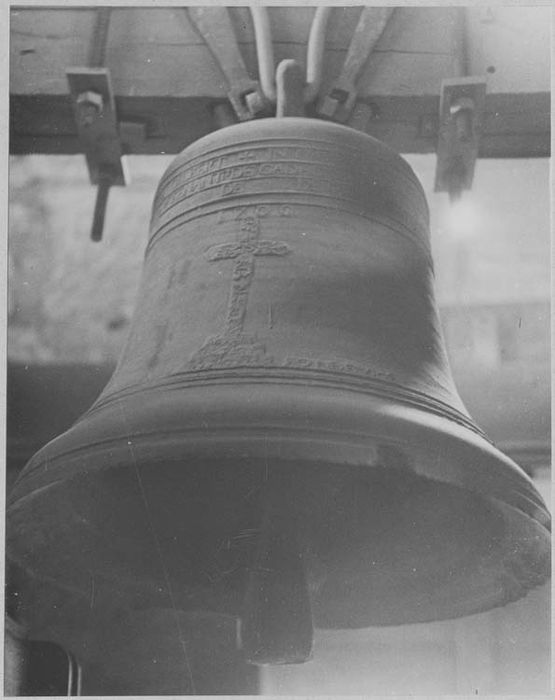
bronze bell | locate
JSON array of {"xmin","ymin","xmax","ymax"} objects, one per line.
[{"xmin": 7, "ymin": 118, "xmax": 550, "ymax": 667}]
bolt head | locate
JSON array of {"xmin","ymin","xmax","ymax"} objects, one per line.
[{"xmin": 76, "ymin": 91, "xmax": 104, "ymax": 126}]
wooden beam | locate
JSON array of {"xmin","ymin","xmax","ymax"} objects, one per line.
[
  {"xmin": 10, "ymin": 92, "xmax": 550, "ymax": 158},
  {"xmin": 10, "ymin": 7, "xmax": 549, "ymax": 158},
  {"xmin": 10, "ymin": 7, "xmax": 462, "ymax": 99}
]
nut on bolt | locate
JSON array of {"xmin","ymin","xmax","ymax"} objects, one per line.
[
  {"xmin": 450, "ymin": 97, "xmax": 475, "ymax": 143},
  {"xmin": 76, "ymin": 90, "xmax": 104, "ymax": 126}
]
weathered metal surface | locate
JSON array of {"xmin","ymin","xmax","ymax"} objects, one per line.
[
  {"xmin": 7, "ymin": 150, "xmax": 550, "ymax": 468},
  {"xmin": 7, "ymin": 122, "xmax": 550, "ymax": 680}
]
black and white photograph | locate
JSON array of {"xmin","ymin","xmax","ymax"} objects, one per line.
[{"xmin": 4, "ymin": 2, "xmax": 552, "ymax": 695}]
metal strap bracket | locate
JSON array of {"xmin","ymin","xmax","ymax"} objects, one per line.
[
  {"xmin": 434, "ymin": 77, "xmax": 487, "ymax": 199},
  {"xmin": 187, "ymin": 7, "xmax": 267, "ymax": 121},
  {"xmin": 67, "ymin": 68, "xmax": 128, "ymax": 187},
  {"xmin": 317, "ymin": 7, "xmax": 394, "ymax": 123},
  {"xmin": 67, "ymin": 68, "xmax": 146, "ymax": 240}
]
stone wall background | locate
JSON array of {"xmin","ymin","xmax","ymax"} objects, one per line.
[{"xmin": 8, "ymin": 154, "xmax": 171, "ymax": 363}]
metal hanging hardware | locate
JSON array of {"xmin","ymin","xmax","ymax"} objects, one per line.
[
  {"xmin": 67, "ymin": 68, "xmax": 129, "ymax": 242},
  {"xmin": 434, "ymin": 77, "xmax": 487, "ymax": 201},
  {"xmin": 317, "ymin": 6, "xmax": 394, "ymax": 123},
  {"xmin": 67, "ymin": 8, "xmax": 145, "ymax": 242},
  {"xmin": 187, "ymin": 6, "xmax": 268, "ymax": 122},
  {"xmin": 275, "ymin": 60, "xmax": 306, "ymax": 117},
  {"xmin": 9, "ymin": 118, "xmax": 551, "ymax": 670},
  {"xmin": 249, "ymin": 6, "xmax": 332, "ymax": 105}
]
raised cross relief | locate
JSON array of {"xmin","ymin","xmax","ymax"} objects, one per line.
[{"xmin": 189, "ymin": 215, "xmax": 291, "ymax": 369}]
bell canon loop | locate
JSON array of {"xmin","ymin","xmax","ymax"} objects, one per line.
[{"xmin": 7, "ymin": 118, "xmax": 550, "ymax": 665}]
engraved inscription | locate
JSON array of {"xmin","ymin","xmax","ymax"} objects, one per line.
[
  {"xmin": 149, "ymin": 141, "xmax": 425, "ymax": 262},
  {"xmin": 187, "ymin": 351, "xmax": 396, "ymax": 382},
  {"xmin": 281, "ymin": 357, "xmax": 395, "ymax": 381},
  {"xmin": 155, "ymin": 161, "xmax": 315, "ymax": 220},
  {"xmin": 152, "ymin": 144, "xmax": 346, "ymax": 224},
  {"xmin": 189, "ymin": 215, "xmax": 291, "ymax": 368}
]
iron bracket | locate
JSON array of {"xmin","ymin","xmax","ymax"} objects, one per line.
[
  {"xmin": 317, "ymin": 7, "xmax": 394, "ymax": 123},
  {"xmin": 67, "ymin": 67, "xmax": 129, "ymax": 187},
  {"xmin": 67, "ymin": 68, "xmax": 146, "ymax": 240},
  {"xmin": 434, "ymin": 77, "xmax": 487, "ymax": 199},
  {"xmin": 187, "ymin": 7, "xmax": 267, "ymax": 122}
]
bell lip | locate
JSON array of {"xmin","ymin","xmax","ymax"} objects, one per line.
[
  {"xmin": 6, "ymin": 501, "xmax": 550, "ymax": 633},
  {"xmin": 8, "ymin": 375, "xmax": 551, "ymax": 532},
  {"xmin": 7, "ymin": 378, "xmax": 550, "ymax": 632}
]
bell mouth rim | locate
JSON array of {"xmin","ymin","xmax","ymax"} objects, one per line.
[
  {"xmin": 6, "ymin": 486, "xmax": 550, "ymax": 626},
  {"xmin": 9, "ymin": 375, "xmax": 550, "ymax": 531},
  {"xmin": 7, "ymin": 453, "xmax": 550, "ymax": 631},
  {"xmin": 7, "ymin": 379, "xmax": 550, "ymax": 633}
]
